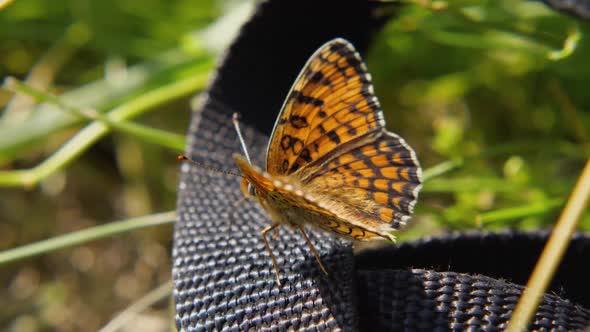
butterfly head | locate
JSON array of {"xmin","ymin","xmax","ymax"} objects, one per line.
[{"xmin": 233, "ymin": 153, "xmax": 276, "ymax": 200}]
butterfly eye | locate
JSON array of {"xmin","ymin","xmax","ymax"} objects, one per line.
[{"xmin": 247, "ymin": 183, "xmax": 256, "ymax": 196}]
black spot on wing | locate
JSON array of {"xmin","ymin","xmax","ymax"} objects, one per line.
[
  {"xmin": 349, "ymin": 107, "xmax": 362, "ymax": 114},
  {"xmin": 329, "ymin": 42, "xmax": 347, "ymax": 53},
  {"xmin": 300, "ymin": 149, "xmax": 312, "ymax": 163},
  {"xmin": 280, "ymin": 136, "xmax": 291, "ymax": 150},
  {"xmin": 307, "ymin": 70, "xmax": 327, "ymax": 84},
  {"xmin": 291, "ymin": 90, "xmax": 324, "ymax": 107},
  {"xmin": 327, "ymin": 130, "xmax": 341, "ymax": 144},
  {"xmin": 280, "ymin": 135, "xmax": 304, "ymax": 154},
  {"xmin": 289, "ymin": 115, "xmax": 309, "ymax": 129}
]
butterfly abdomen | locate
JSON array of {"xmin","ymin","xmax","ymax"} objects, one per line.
[{"xmin": 264, "ymin": 191, "xmax": 388, "ymax": 241}]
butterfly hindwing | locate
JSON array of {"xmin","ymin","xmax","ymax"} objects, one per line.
[
  {"xmin": 266, "ymin": 39, "xmax": 386, "ymax": 175},
  {"xmin": 301, "ymin": 131, "xmax": 422, "ymax": 231}
]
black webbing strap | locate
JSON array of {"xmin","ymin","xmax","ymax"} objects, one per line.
[
  {"xmin": 355, "ymin": 231, "xmax": 590, "ymax": 330},
  {"xmin": 173, "ymin": 1, "xmax": 590, "ymax": 330},
  {"xmin": 174, "ymin": 1, "xmax": 388, "ymax": 330}
]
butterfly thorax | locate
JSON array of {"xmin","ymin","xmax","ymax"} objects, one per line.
[{"xmin": 235, "ymin": 154, "xmax": 307, "ymax": 226}]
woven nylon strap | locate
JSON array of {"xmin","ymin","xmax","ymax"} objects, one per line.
[{"xmin": 173, "ymin": 0, "xmax": 590, "ymax": 330}]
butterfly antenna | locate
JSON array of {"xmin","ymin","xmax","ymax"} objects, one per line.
[
  {"xmin": 232, "ymin": 112, "xmax": 252, "ymax": 164},
  {"xmin": 177, "ymin": 154, "xmax": 242, "ymax": 177}
]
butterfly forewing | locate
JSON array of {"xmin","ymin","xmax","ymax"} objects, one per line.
[{"xmin": 266, "ymin": 38, "xmax": 386, "ymax": 175}]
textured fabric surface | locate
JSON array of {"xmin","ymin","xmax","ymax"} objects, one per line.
[
  {"xmin": 357, "ymin": 269, "xmax": 590, "ymax": 331},
  {"xmin": 173, "ymin": 1, "xmax": 388, "ymax": 330},
  {"xmin": 355, "ymin": 231, "xmax": 590, "ymax": 331},
  {"xmin": 542, "ymin": 0, "xmax": 590, "ymax": 19},
  {"xmin": 175, "ymin": 110, "xmax": 357, "ymax": 331},
  {"xmin": 173, "ymin": 0, "xmax": 590, "ymax": 331},
  {"xmin": 356, "ymin": 231, "xmax": 590, "ymax": 309}
]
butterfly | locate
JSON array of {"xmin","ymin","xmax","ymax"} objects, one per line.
[{"xmin": 233, "ymin": 38, "xmax": 422, "ymax": 286}]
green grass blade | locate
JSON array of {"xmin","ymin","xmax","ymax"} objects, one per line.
[
  {"xmin": 4, "ymin": 77, "xmax": 186, "ymax": 151},
  {"xmin": 0, "ymin": 71, "xmax": 207, "ymax": 187},
  {"xmin": 0, "ymin": 211, "xmax": 176, "ymax": 266},
  {"xmin": 0, "ymin": 49, "xmax": 211, "ymax": 161},
  {"xmin": 476, "ymin": 198, "xmax": 564, "ymax": 226},
  {"xmin": 422, "ymin": 159, "xmax": 463, "ymax": 182}
]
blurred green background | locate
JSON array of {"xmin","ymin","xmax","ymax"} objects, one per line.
[{"xmin": 1, "ymin": 0, "xmax": 588, "ymax": 331}]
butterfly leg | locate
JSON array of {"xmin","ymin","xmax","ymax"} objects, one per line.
[
  {"xmin": 261, "ymin": 223, "xmax": 282, "ymax": 286},
  {"xmin": 272, "ymin": 227, "xmax": 280, "ymax": 240},
  {"xmin": 296, "ymin": 225, "xmax": 329, "ymax": 276},
  {"xmin": 233, "ymin": 196, "xmax": 247, "ymax": 207}
]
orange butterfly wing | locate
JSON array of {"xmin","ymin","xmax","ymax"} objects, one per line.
[
  {"xmin": 260, "ymin": 38, "xmax": 421, "ymax": 239},
  {"xmin": 301, "ymin": 131, "xmax": 422, "ymax": 232},
  {"xmin": 266, "ymin": 38, "xmax": 385, "ymax": 175}
]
